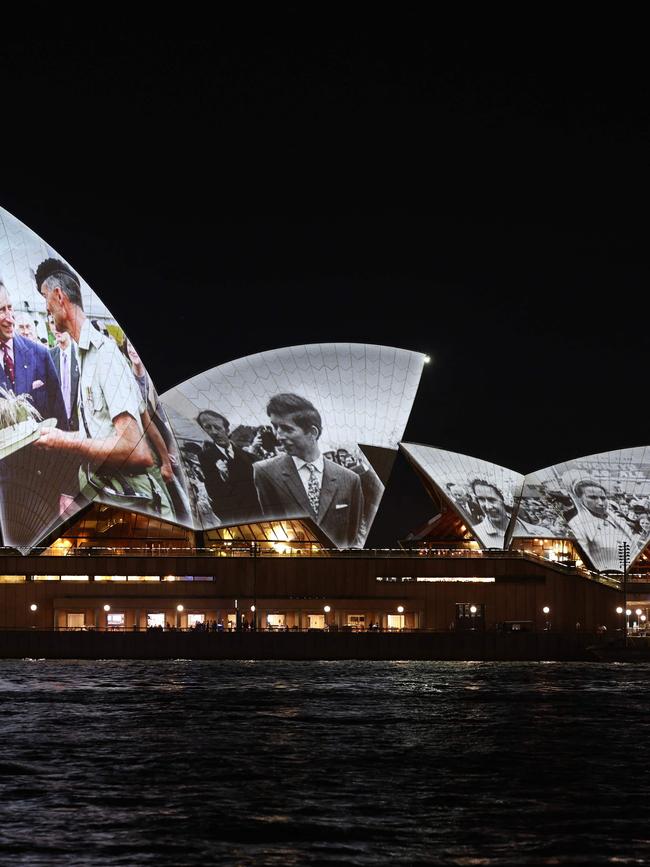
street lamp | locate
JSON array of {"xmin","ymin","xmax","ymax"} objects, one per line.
[{"xmin": 635, "ymin": 608, "xmax": 643, "ymax": 631}]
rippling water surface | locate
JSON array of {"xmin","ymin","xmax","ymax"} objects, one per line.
[{"xmin": 1, "ymin": 660, "xmax": 649, "ymax": 865}]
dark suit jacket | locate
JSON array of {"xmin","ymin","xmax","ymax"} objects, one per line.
[
  {"xmin": 50, "ymin": 344, "xmax": 80, "ymax": 431},
  {"xmin": 0, "ymin": 335, "xmax": 67, "ymax": 430},
  {"xmin": 0, "ymin": 335, "xmax": 70, "ymax": 549},
  {"xmin": 198, "ymin": 441, "xmax": 259, "ymax": 525},
  {"xmin": 253, "ymin": 453, "xmax": 363, "ymax": 548}
]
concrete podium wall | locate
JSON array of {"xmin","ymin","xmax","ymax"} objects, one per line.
[{"xmin": 0, "ymin": 630, "xmax": 603, "ymax": 661}]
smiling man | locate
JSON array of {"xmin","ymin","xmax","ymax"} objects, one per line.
[
  {"xmin": 0, "ymin": 279, "xmax": 69, "ymax": 547},
  {"xmin": 253, "ymin": 393, "xmax": 363, "ymax": 548},
  {"xmin": 196, "ymin": 409, "xmax": 260, "ymax": 524},
  {"xmin": 470, "ymin": 479, "xmax": 546, "ymax": 548}
]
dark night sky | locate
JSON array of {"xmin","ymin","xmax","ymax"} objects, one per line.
[{"xmin": 2, "ymin": 24, "xmax": 648, "ymax": 543}]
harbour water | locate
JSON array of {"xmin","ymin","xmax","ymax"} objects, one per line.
[{"xmin": 1, "ymin": 660, "xmax": 648, "ymax": 865}]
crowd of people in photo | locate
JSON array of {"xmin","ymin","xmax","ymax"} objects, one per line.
[
  {"xmin": 518, "ymin": 484, "xmax": 650, "ymax": 544},
  {"xmin": 177, "ymin": 393, "xmax": 383, "ymax": 548},
  {"xmin": 0, "ymin": 259, "xmax": 192, "ymax": 550},
  {"xmin": 1, "ymin": 258, "xmax": 385, "ymax": 551},
  {"xmin": 442, "ymin": 469, "xmax": 650, "ymax": 571}
]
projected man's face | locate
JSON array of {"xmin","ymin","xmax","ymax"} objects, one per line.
[
  {"xmin": 474, "ymin": 484, "xmax": 508, "ymax": 528},
  {"xmin": 579, "ymin": 485, "xmax": 608, "ymax": 518}
]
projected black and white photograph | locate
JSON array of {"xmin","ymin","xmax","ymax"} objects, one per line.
[
  {"xmin": 0, "ymin": 206, "xmax": 192, "ymax": 551},
  {"xmin": 400, "ymin": 444, "xmax": 531, "ymax": 549},
  {"xmin": 514, "ymin": 447, "xmax": 650, "ymax": 571},
  {"xmin": 162, "ymin": 344, "xmax": 425, "ymax": 548}
]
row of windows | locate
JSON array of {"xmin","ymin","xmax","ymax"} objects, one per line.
[{"xmin": 0, "ymin": 575, "xmax": 215, "ymax": 583}]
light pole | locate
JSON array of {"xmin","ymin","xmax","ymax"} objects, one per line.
[{"xmin": 618, "ymin": 541, "xmax": 630, "ymax": 647}]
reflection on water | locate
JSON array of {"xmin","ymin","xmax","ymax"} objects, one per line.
[{"xmin": 1, "ymin": 660, "xmax": 649, "ymax": 866}]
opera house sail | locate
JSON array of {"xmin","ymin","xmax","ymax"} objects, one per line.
[{"xmin": 160, "ymin": 343, "xmax": 426, "ymax": 548}]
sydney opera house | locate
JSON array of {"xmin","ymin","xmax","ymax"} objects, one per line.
[{"xmin": 0, "ymin": 205, "xmax": 647, "ymax": 642}]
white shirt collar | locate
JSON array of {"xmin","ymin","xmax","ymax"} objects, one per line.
[
  {"xmin": 293, "ymin": 454, "xmax": 324, "ymax": 474},
  {"xmin": 215, "ymin": 442, "xmax": 234, "ymax": 459}
]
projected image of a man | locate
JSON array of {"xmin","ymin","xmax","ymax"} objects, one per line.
[
  {"xmin": 567, "ymin": 478, "xmax": 634, "ymax": 571},
  {"xmin": 471, "ymin": 478, "xmax": 545, "ymax": 548},
  {"xmin": 254, "ymin": 393, "xmax": 363, "ymax": 548}
]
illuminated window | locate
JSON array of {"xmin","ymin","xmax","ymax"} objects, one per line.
[
  {"xmin": 187, "ymin": 614, "xmax": 205, "ymax": 627},
  {"xmin": 107, "ymin": 613, "xmax": 125, "ymax": 628},
  {"xmin": 66, "ymin": 613, "xmax": 85, "ymax": 629},
  {"xmin": 147, "ymin": 613, "xmax": 165, "ymax": 629}
]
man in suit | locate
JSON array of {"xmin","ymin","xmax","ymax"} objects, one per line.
[
  {"xmin": 253, "ymin": 393, "xmax": 364, "ymax": 549},
  {"xmin": 196, "ymin": 409, "xmax": 260, "ymax": 524},
  {"xmin": 0, "ymin": 282, "xmax": 67, "ymax": 429},
  {"xmin": 0, "ymin": 280, "xmax": 69, "ymax": 548},
  {"xmin": 49, "ymin": 324, "xmax": 80, "ymax": 432}
]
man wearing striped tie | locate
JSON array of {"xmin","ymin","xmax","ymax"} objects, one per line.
[{"xmin": 253, "ymin": 393, "xmax": 364, "ymax": 549}]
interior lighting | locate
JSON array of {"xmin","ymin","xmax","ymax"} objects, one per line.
[
  {"xmin": 177, "ymin": 604, "xmax": 184, "ymax": 612},
  {"xmin": 397, "ymin": 605, "xmax": 404, "ymax": 613},
  {"xmin": 323, "ymin": 605, "xmax": 331, "ymax": 613},
  {"xmin": 103, "ymin": 604, "xmax": 111, "ymax": 612}
]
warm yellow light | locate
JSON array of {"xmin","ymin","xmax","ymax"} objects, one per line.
[
  {"xmin": 177, "ymin": 604, "xmax": 184, "ymax": 612},
  {"xmin": 250, "ymin": 605, "xmax": 256, "ymax": 612},
  {"xmin": 397, "ymin": 605, "xmax": 404, "ymax": 614},
  {"xmin": 542, "ymin": 606, "xmax": 550, "ymax": 615},
  {"xmin": 103, "ymin": 604, "xmax": 111, "ymax": 612},
  {"xmin": 324, "ymin": 605, "xmax": 331, "ymax": 613},
  {"xmin": 616, "ymin": 606, "xmax": 624, "ymax": 614},
  {"xmin": 469, "ymin": 605, "xmax": 477, "ymax": 614},
  {"xmin": 636, "ymin": 609, "xmax": 643, "ymax": 617},
  {"xmin": 29, "ymin": 603, "xmax": 37, "ymax": 612}
]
